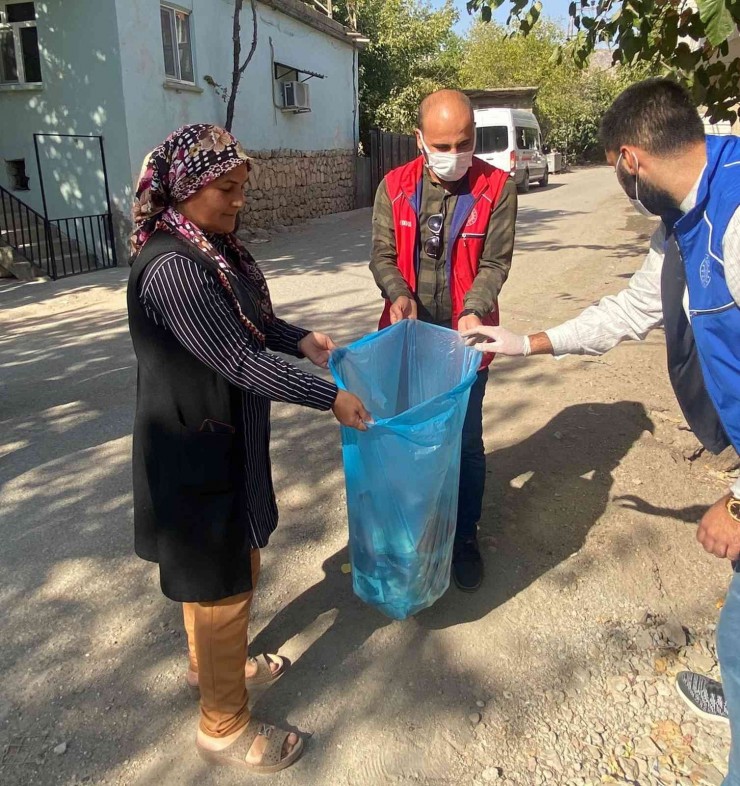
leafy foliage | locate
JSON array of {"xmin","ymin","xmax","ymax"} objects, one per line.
[
  {"xmin": 461, "ymin": 21, "xmax": 654, "ymax": 161},
  {"xmin": 466, "ymin": 0, "xmax": 740, "ymax": 122},
  {"xmin": 332, "ymin": 0, "xmax": 462, "ymax": 138}
]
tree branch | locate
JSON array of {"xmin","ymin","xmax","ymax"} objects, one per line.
[
  {"xmin": 239, "ymin": 0, "xmax": 258, "ymax": 77},
  {"xmin": 225, "ymin": 0, "xmax": 258, "ymax": 132}
]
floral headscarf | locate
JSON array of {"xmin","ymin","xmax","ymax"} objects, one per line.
[{"xmin": 131, "ymin": 124, "xmax": 273, "ymax": 342}]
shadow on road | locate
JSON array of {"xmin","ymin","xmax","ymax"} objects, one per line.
[
  {"xmin": 242, "ymin": 401, "xmax": 653, "ymax": 740},
  {"xmin": 418, "ymin": 400, "xmax": 654, "ymax": 629},
  {"xmin": 0, "ymin": 196, "xmax": 678, "ymax": 785},
  {"xmin": 611, "ymin": 494, "xmax": 709, "ymax": 524}
]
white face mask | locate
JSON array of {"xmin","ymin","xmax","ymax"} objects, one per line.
[
  {"xmin": 418, "ymin": 130, "xmax": 475, "ymax": 182},
  {"xmin": 629, "ymin": 197, "xmax": 655, "ymax": 218},
  {"xmin": 616, "ymin": 151, "xmax": 655, "ymax": 217}
]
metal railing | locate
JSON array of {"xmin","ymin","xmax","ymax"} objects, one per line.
[
  {"xmin": 309, "ymin": 0, "xmax": 333, "ymax": 17},
  {"xmin": 48, "ymin": 214, "xmax": 116, "ymax": 278},
  {"xmin": 305, "ymin": 0, "xmax": 358, "ymax": 28},
  {"xmin": 0, "ymin": 184, "xmax": 52, "ymax": 274},
  {"xmin": 0, "ymin": 185, "xmax": 117, "ymax": 279}
]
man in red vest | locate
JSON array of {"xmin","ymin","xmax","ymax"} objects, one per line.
[{"xmin": 370, "ymin": 89, "xmax": 517, "ymax": 591}]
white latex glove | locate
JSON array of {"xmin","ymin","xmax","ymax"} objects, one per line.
[{"xmin": 461, "ymin": 325, "xmax": 531, "ymax": 356}]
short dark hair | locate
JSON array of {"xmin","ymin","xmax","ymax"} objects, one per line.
[{"xmin": 599, "ymin": 78, "xmax": 705, "ymax": 156}]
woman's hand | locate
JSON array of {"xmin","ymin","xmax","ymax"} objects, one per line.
[
  {"xmin": 332, "ymin": 390, "xmax": 371, "ymax": 431},
  {"xmin": 299, "ymin": 332, "xmax": 337, "ymax": 369}
]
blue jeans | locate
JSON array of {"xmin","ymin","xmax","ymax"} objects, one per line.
[
  {"xmin": 456, "ymin": 369, "xmax": 488, "ymax": 543},
  {"xmin": 720, "ymin": 567, "xmax": 740, "ymax": 785}
]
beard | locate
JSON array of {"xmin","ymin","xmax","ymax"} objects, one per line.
[{"xmin": 617, "ymin": 165, "xmax": 679, "ymax": 218}]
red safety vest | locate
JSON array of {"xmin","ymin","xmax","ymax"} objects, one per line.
[{"xmin": 378, "ymin": 156, "xmax": 509, "ymax": 368}]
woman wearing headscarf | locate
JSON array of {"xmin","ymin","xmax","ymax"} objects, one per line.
[{"xmin": 127, "ymin": 124, "xmax": 368, "ymax": 773}]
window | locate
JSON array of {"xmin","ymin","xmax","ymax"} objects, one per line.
[
  {"xmin": 160, "ymin": 4, "xmax": 194, "ymax": 83},
  {"xmin": 0, "ymin": 2, "xmax": 41, "ymax": 85},
  {"xmin": 6, "ymin": 158, "xmax": 29, "ymax": 190},
  {"xmin": 516, "ymin": 127, "xmax": 540, "ymax": 151},
  {"xmin": 475, "ymin": 126, "xmax": 508, "ymax": 154}
]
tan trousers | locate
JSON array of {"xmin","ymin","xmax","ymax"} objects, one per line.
[{"xmin": 182, "ymin": 549, "xmax": 261, "ymax": 738}]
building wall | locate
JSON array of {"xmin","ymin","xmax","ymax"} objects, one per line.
[
  {"xmin": 115, "ymin": 0, "xmax": 359, "ymax": 229},
  {"xmin": 1, "ymin": 0, "xmax": 359, "ymax": 268},
  {"xmin": 243, "ymin": 148, "xmax": 354, "ymax": 228},
  {"xmin": 0, "ymin": 0, "xmax": 132, "ymax": 257}
]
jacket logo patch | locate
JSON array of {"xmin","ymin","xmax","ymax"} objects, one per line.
[
  {"xmin": 466, "ymin": 208, "xmax": 478, "ymax": 227},
  {"xmin": 700, "ymin": 255, "xmax": 712, "ymax": 288},
  {"xmin": 400, "ymin": 219, "xmax": 413, "ymax": 227}
]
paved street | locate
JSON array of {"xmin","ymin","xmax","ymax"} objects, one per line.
[{"xmin": 0, "ymin": 167, "xmax": 735, "ymax": 786}]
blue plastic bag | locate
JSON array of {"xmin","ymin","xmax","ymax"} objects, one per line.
[{"xmin": 329, "ymin": 320, "xmax": 481, "ymax": 619}]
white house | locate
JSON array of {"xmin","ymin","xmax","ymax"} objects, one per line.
[{"xmin": 0, "ymin": 0, "xmax": 365, "ymax": 274}]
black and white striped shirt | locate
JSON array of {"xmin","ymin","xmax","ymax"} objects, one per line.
[{"xmin": 138, "ymin": 252, "xmax": 338, "ymax": 547}]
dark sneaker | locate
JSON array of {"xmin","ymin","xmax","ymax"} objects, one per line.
[
  {"xmin": 676, "ymin": 671, "xmax": 729, "ymax": 724},
  {"xmin": 452, "ymin": 539, "xmax": 483, "ymax": 592}
]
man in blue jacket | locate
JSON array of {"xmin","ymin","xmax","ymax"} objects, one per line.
[{"xmin": 464, "ymin": 79, "xmax": 740, "ymax": 785}]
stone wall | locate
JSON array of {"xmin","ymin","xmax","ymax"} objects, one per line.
[{"xmin": 242, "ymin": 148, "xmax": 355, "ymax": 229}]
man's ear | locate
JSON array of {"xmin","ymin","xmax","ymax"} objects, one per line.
[{"xmin": 620, "ymin": 146, "xmax": 639, "ymax": 176}]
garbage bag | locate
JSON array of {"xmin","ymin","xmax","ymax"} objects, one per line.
[{"xmin": 329, "ymin": 320, "xmax": 481, "ymax": 619}]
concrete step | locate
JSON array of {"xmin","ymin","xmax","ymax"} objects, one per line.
[
  {"xmin": 0, "ymin": 243, "xmax": 47, "ymax": 281},
  {"xmin": 0, "ymin": 225, "xmax": 104, "ymax": 273},
  {"xmin": 0, "ymin": 193, "xmax": 111, "ymax": 276},
  {"xmin": 0, "ymin": 218, "xmax": 86, "ymax": 245}
]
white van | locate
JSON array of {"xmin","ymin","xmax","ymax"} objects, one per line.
[{"xmin": 474, "ymin": 108, "xmax": 549, "ymax": 192}]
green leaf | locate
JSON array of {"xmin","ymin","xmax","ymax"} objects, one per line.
[
  {"xmin": 524, "ymin": 2, "xmax": 542, "ymax": 31},
  {"xmin": 674, "ymin": 41, "xmax": 701, "ymax": 70},
  {"xmin": 481, "ymin": 5, "xmax": 492, "ymax": 22},
  {"xmin": 696, "ymin": 0, "xmax": 735, "ymax": 46},
  {"xmin": 569, "ymin": 1, "xmax": 577, "ymax": 16},
  {"xmin": 705, "ymin": 60, "xmax": 727, "ymax": 77},
  {"xmin": 620, "ymin": 32, "xmax": 641, "ymax": 62},
  {"xmin": 661, "ymin": 17, "xmax": 679, "ymax": 56}
]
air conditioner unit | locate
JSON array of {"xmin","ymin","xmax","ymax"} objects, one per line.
[{"xmin": 282, "ymin": 81, "xmax": 310, "ymax": 112}]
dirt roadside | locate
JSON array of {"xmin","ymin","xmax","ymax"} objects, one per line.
[{"xmin": 0, "ymin": 166, "xmax": 737, "ymax": 786}]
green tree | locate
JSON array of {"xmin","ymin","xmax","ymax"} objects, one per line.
[
  {"xmin": 460, "ymin": 20, "xmax": 652, "ymax": 161},
  {"xmin": 461, "ymin": 17, "xmax": 569, "ymax": 88},
  {"xmin": 332, "ymin": 0, "xmax": 462, "ymax": 138},
  {"xmin": 465, "ymin": 0, "xmax": 740, "ymax": 122},
  {"xmin": 543, "ymin": 66, "xmax": 651, "ymax": 161}
]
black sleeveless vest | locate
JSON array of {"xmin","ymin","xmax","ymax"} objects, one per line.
[{"xmin": 127, "ymin": 231, "xmax": 264, "ymax": 602}]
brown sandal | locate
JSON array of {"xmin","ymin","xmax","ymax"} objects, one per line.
[
  {"xmin": 197, "ymin": 719, "xmax": 304, "ymax": 774},
  {"xmin": 186, "ymin": 653, "xmax": 287, "ymax": 694},
  {"xmin": 244, "ymin": 654, "xmax": 287, "ymax": 687}
]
